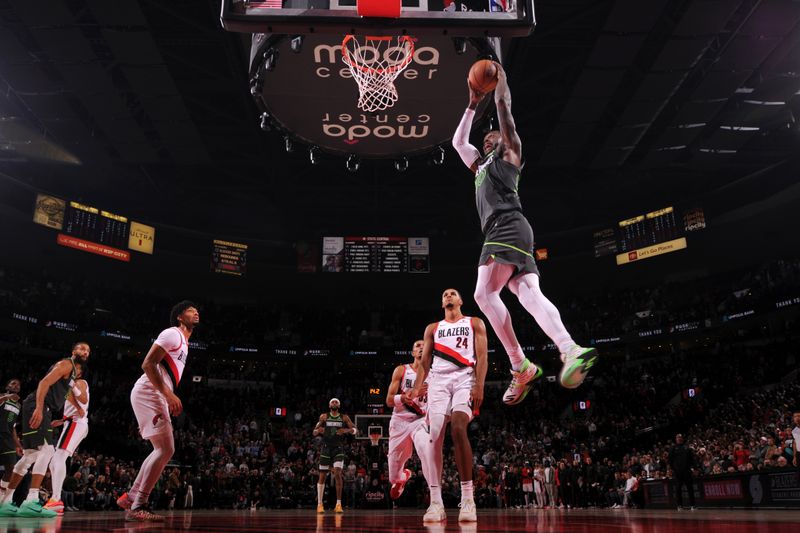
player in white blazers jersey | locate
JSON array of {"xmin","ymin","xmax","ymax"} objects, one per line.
[
  {"xmin": 118, "ymin": 300, "xmax": 199, "ymax": 522},
  {"xmin": 410, "ymin": 288, "xmax": 488, "ymax": 524},
  {"xmin": 385, "ymin": 339, "xmax": 429, "ymax": 500},
  {"xmin": 45, "ymin": 365, "xmax": 89, "ymax": 514}
]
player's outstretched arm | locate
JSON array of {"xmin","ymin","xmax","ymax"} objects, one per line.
[
  {"xmin": 452, "ymin": 81, "xmax": 486, "ymax": 173},
  {"xmin": 386, "ymin": 365, "xmax": 405, "ymax": 408},
  {"xmin": 493, "ymin": 62, "xmax": 522, "ymax": 168}
]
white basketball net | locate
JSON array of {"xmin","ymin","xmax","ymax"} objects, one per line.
[{"xmin": 341, "ymin": 35, "xmax": 415, "ymax": 112}]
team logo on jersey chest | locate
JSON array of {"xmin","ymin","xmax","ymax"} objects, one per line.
[{"xmin": 437, "ymin": 326, "xmax": 470, "ymax": 338}]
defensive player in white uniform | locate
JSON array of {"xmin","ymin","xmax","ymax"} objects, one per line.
[
  {"xmin": 117, "ymin": 300, "xmax": 198, "ymax": 522},
  {"xmin": 385, "ymin": 339, "xmax": 429, "ymax": 500},
  {"xmin": 411, "ymin": 288, "xmax": 488, "ymax": 523},
  {"xmin": 44, "ymin": 367, "xmax": 89, "ymax": 514}
]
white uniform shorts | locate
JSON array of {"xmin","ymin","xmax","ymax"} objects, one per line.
[
  {"xmin": 387, "ymin": 414, "xmax": 426, "ymax": 482},
  {"xmin": 55, "ymin": 419, "xmax": 88, "ymax": 456},
  {"xmin": 131, "ymin": 381, "xmax": 172, "ymax": 439},
  {"xmin": 427, "ymin": 367, "xmax": 475, "ymax": 421}
]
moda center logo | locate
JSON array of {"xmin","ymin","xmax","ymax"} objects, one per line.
[
  {"xmin": 313, "ymin": 42, "xmax": 441, "ymax": 143},
  {"xmin": 256, "ymin": 34, "xmax": 491, "ymax": 156}
]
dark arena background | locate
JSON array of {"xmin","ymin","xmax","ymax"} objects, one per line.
[{"xmin": 1, "ymin": 0, "xmax": 800, "ymax": 532}]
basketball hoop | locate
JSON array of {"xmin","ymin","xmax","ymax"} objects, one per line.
[
  {"xmin": 369, "ymin": 432, "xmax": 382, "ymax": 446},
  {"xmin": 342, "ymin": 35, "xmax": 414, "ymax": 112}
]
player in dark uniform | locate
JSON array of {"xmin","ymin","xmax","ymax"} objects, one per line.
[
  {"xmin": 452, "ymin": 61, "xmax": 598, "ymax": 405},
  {"xmin": 0, "ymin": 342, "xmax": 89, "ymax": 518},
  {"xmin": 0, "ymin": 379, "xmax": 22, "ymax": 503},
  {"xmin": 313, "ymin": 398, "xmax": 357, "ymax": 514}
]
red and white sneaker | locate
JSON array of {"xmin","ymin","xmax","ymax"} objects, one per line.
[
  {"xmin": 125, "ymin": 508, "xmax": 165, "ymax": 522},
  {"xmin": 390, "ymin": 468, "xmax": 412, "ymax": 500},
  {"xmin": 116, "ymin": 492, "xmax": 133, "ymax": 510},
  {"xmin": 43, "ymin": 499, "xmax": 64, "ymax": 514}
]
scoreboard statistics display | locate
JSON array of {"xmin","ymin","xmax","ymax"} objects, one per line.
[
  {"xmin": 211, "ymin": 239, "xmax": 248, "ymax": 276},
  {"xmin": 617, "ymin": 207, "xmax": 680, "ymax": 252},
  {"xmin": 35, "ymin": 195, "xmax": 156, "ymax": 262},
  {"xmin": 63, "ymin": 201, "xmax": 129, "ymax": 249},
  {"xmin": 345, "ymin": 236, "xmax": 407, "ymax": 273},
  {"xmin": 593, "ymin": 206, "xmax": 701, "ymax": 265},
  {"xmin": 322, "ymin": 236, "xmax": 429, "ymax": 273}
]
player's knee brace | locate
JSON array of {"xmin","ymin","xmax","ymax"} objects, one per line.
[
  {"xmin": 13, "ymin": 451, "xmax": 37, "ymax": 476},
  {"xmin": 31, "ymin": 444, "xmax": 55, "ymax": 476}
]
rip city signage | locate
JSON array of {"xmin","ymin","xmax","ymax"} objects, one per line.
[{"xmin": 256, "ymin": 34, "xmax": 493, "ymax": 157}]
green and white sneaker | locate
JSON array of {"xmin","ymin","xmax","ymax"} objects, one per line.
[
  {"xmin": 502, "ymin": 358, "xmax": 542, "ymax": 405},
  {"xmin": 16, "ymin": 499, "xmax": 57, "ymax": 518},
  {"xmin": 559, "ymin": 346, "xmax": 598, "ymax": 389},
  {"xmin": 0, "ymin": 502, "xmax": 20, "ymax": 517}
]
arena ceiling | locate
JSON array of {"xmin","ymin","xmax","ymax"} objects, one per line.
[{"xmin": 1, "ymin": 0, "xmax": 799, "ymax": 243}]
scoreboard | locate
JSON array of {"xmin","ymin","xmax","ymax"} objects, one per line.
[
  {"xmin": 322, "ymin": 236, "xmax": 429, "ymax": 273},
  {"xmin": 211, "ymin": 239, "xmax": 248, "ymax": 276},
  {"xmin": 617, "ymin": 207, "xmax": 680, "ymax": 253},
  {"xmin": 593, "ymin": 206, "xmax": 701, "ymax": 265},
  {"xmin": 63, "ymin": 201, "xmax": 129, "ymax": 249},
  {"xmin": 33, "ymin": 194, "xmax": 155, "ymax": 262},
  {"xmin": 345, "ymin": 236, "xmax": 407, "ymax": 273}
]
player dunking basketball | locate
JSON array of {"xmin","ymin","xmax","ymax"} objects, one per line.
[
  {"xmin": 117, "ymin": 301, "xmax": 198, "ymax": 522},
  {"xmin": 385, "ymin": 339, "xmax": 429, "ymax": 500},
  {"xmin": 0, "ymin": 342, "xmax": 88, "ymax": 518},
  {"xmin": 452, "ymin": 61, "xmax": 598, "ymax": 404},
  {"xmin": 410, "ymin": 288, "xmax": 488, "ymax": 523},
  {"xmin": 313, "ymin": 398, "xmax": 357, "ymax": 514},
  {"xmin": 44, "ymin": 365, "xmax": 89, "ymax": 514}
]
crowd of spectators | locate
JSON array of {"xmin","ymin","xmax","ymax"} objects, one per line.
[{"xmin": 0, "ymin": 258, "xmax": 798, "ymax": 511}]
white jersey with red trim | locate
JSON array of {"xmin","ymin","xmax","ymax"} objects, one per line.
[
  {"xmin": 135, "ymin": 327, "xmax": 188, "ymax": 392},
  {"xmin": 391, "ymin": 364, "xmax": 427, "ymax": 420},
  {"xmin": 63, "ymin": 381, "xmax": 89, "ymax": 425},
  {"xmin": 432, "ymin": 316, "xmax": 475, "ymax": 373}
]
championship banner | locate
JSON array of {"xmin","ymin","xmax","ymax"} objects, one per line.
[
  {"xmin": 128, "ymin": 221, "xmax": 155, "ymax": 254},
  {"xmin": 33, "ymin": 194, "xmax": 66, "ymax": 230},
  {"xmin": 616, "ymin": 237, "xmax": 687, "ymax": 265}
]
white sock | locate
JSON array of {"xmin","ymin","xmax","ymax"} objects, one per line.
[
  {"xmin": 460, "ymin": 480, "xmax": 473, "ymax": 502},
  {"xmin": 507, "ymin": 346, "xmax": 526, "ymax": 372},
  {"xmin": 317, "ymin": 483, "xmax": 324, "ymax": 505},
  {"xmin": 430, "ymin": 485, "xmax": 443, "ymax": 505},
  {"xmin": 1, "ymin": 488, "xmax": 14, "ymax": 504},
  {"xmin": 26, "ymin": 488, "xmax": 39, "ymax": 503},
  {"xmin": 336, "ymin": 499, "xmax": 341, "ymax": 506}
]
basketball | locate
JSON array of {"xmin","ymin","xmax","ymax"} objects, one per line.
[{"xmin": 468, "ymin": 59, "xmax": 499, "ymax": 93}]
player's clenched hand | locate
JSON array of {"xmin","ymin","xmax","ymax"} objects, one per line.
[
  {"xmin": 493, "ymin": 61, "xmax": 506, "ymax": 79},
  {"xmin": 166, "ymin": 391, "xmax": 183, "ymax": 416},
  {"xmin": 29, "ymin": 408, "xmax": 43, "ymax": 429},
  {"xmin": 468, "ymin": 81, "xmax": 487, "ymax": 107},
  {"xmin": 470, "ymin": 384, "xmax": 484, "ymax": 414}
]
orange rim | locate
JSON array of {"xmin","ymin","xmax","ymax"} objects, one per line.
[{"xmin": 341, "ymin": 35, "xmax": 415, "ymax": 75}]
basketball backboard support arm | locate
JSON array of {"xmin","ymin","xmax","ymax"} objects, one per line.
[{"xmin": 221, "ymin": 0, "xmax": 535, "ymax": 38}]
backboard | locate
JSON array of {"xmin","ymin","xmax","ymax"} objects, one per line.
[{"xmin": 221, "ymin": 0, "xmax": 535, "ymax": 38}]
